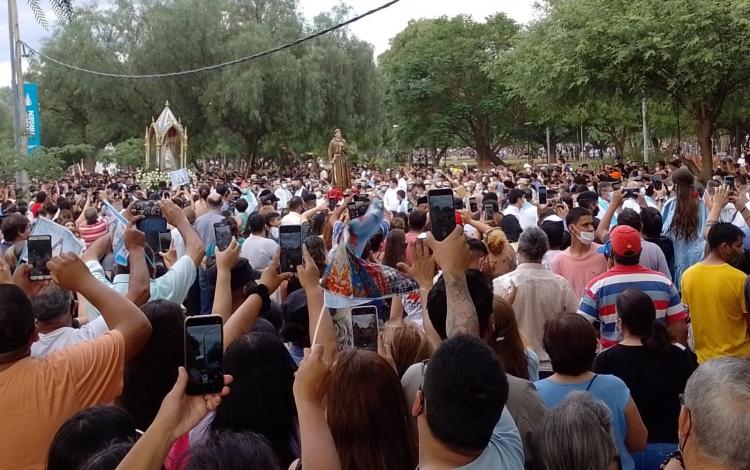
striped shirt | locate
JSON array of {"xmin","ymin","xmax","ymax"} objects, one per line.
[
  {"xmin": 578, "ymin": 264, "xmax": 687, "ymax": 348},
  {"xmin": 78, "ymin": 219, "xmax": 108, "ymax": 248}
]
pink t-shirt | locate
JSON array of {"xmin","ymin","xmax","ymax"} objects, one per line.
[{"xmin": 551, "ymin": 243, "xmax": 608, "ymax": 299}]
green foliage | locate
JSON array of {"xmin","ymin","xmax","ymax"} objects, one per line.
[
  {"xmin": 108, "ymin": 138, "xmax": 144, "ymax": 169},
  {"xmin": 380, "ymin": 15, "xmax": 522, "ymax": 164},
  {"xmin": 30, "ymin": 0, "xmax": 385, "ymax": 167},
  {"xmin": 504, "ymin": 0, "xmax": 750, "ymax": 177}
]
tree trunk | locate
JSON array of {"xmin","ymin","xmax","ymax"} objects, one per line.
[
  {"xmin": 476, "ymin": 145, "xmax": 502, "ymax": 167},
  {"xmin": 696, "ymin": 114, "xmax": 715, "ymax": 182}
]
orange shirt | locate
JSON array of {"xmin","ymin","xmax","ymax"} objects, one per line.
[{"xmin": 0, "ymin": 331, "xmax": 125, "ymax": 470}]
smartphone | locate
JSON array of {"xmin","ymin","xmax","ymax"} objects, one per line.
[
  {"xmin": 137, "ymin": 217, "xmax": 168, "ymax": 255},
  {"xmin": 612, "ymin": 181, "xmax": 622, "ymax": 191},
  {"xmin": 428, "ymin": 189, "xmax": 456, "ymax": 241},
  {"xmin": 351, "ymin": 305, "xmax": 378, "ymax": 352},
  {"xmin": 484, "ymin": 204, "xmax": 495, "ymax": 220},
  {"xmin": 27, "ymin": 235, "xmax": 52, "ymax": 281},
  {"xmin": 184, "ymin": 315, "xmax": 224, "ymax": 395},
  {"xmin": 469, "ymin": 197, "xmax": 478, "ymax": 213},
  {"xmin": 651, "ymin": 175, "xmax": 663, "ymax": 190},
  {"xmin": 725, "ymin": 176, "xmax": 736, "ymax": 191},
  {"xmin": 538, "ymin": 186, "xmax": 548, "ymax": 205},
  {"xmin": 328, "ymin": 197, "xmax": 337, "ymax": 211},
  {"xmin": 158, "ymin": 231, "xmax": 172, "ymax": 253},
  {"xmin": 133, "ymin": 200, "xmax": 162, "ymax": 217},
  {"xmin": 279, "ymin": 225, "xmax": 303, "ymax": 273},
  {"xmin": 408, "ymin": 202, "xmax": 414, "ymax": 212},
  {"xmin": 214, "ymin": 221, "xmax": 232, "ymax": 252},
  {"xmin": 347, "ymin": 202, "xmax": 357, "ymax": 220}
]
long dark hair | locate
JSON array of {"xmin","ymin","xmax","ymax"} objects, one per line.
[
  {"xmin": 382, "ymin": 229, "xmax": 407, "ymax": 269},
  {"xmin": 209, "ymin": 333, "xmax": 299, "ymax": 466},
  {"xmin": 489, "ymin": 296, "xmax": 530, "ymax": 380},
  {"xmin": 325, "ymin": 350, "xmax": 418, "ymax": 470},
  {"xmin": 118, "ymin": 300, "xmax": 184, "ymax": 430},
  {"xmin": 616, "ymin": 289, "xmax": 671, "ymax": 356},
  {"xmin": 669, "ymin": 170, "xmax": 699, "ymax": 240}
]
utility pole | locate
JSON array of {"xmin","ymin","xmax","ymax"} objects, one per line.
[
  {"xmin": 642, "ymin": 97, "xmax": 649, "ymax": 163},
  {"xmin": 7, "ymin": 0, "xmax": 28, "ymax": 194},
  {"xmin": 545, "ymin": 126, "xmax": 551, "ymax": 165}
]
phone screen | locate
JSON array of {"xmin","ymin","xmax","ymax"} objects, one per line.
[
  {"xmin": 725, "ymin": 176, "xmax": 736, "ymax": 190},
  {"xmin": 137, "ymin": 217, "xmax": 168, "ymax": 255},
  {"xmin": 651, "ymin": 175, "xmax": 663, "ymax": 190},
  {"xmin": 469, "ymin": 198, "xmax": 478, "ymax": 213},
  {"xmin": 428, "ymin": 189, "xmax": 456, "ymax": 241},
  {"xmin": 27, "ymin": 235, "xmax": 52, "ymax": 280},
  {"xmin": 279, "ymin": 225, "xmax": 303, "ymax": 273},
  {"xmin": 159, "ymin": 231, "xmax": 172, "ymax": 253},
  {"xmin": 184, "ymin": 316, "xmax": 224, "ymax": 395},
  {"xmin": 347, "ymin": 202, "xmax": 357, "ymax": 220},
  {"xmin": 351, "ymin": 306, "xmax": 378, "ymax": 352},
  {"xmin": 214, "ymin": 222, "xmax": 232, "ymax": 251},
  {"xmin": 328, "ymin": 198, "xmax": 337, "ymax": 211},
  {"xmin": 484, "ymin": 204, "xmax": 495, "ymax": 220},
  {"xmin": 537, "ymin": 186, "xmax": 548, "ymax": 205}
]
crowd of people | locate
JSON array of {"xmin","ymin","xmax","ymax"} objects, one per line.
[{"xmin": 0, "ymin": 155, "xmax": 749, "ymax": 470}]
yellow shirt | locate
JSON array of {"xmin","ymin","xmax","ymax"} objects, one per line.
[
  {"xmin": 0, "ymin": 331, "xmax": 124, "ymax": 470},
  {"xmin": 681, "ymin": 263, "xmax": 750, "ymax": 363}
]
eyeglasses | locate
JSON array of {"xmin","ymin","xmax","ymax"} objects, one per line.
[
  {"xmin": 418, "ymin": 359, "xmax": 430, "ymax": 392},
  {"xmin": 679, "ymin": 393, "xmax": 685, "ymax": 406}
]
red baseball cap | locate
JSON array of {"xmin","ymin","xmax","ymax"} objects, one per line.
[{"xmin": 610, "ymin": 225, "xmax": 641, "ymax": 257}]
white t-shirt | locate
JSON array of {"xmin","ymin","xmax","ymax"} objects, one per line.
[
  {"xmin": 240, "ymin": 235, "xmax": 279, "ymax": 271},
  {"xmin": 280, "ymin": 212, "xmax": 302, "ymax": 226},
  {"xmin": 31, "ymin": 316, "xmax": 110, "ymax": 358}
]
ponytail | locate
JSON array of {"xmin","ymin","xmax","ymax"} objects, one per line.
[{"xmin": 641, "ymin": 321, "xmax": 672, "ymax": 356}]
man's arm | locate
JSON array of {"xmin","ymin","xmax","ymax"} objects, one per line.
[
  {"xmin": 300, "ymin": 248, "xmax": 337, "ymax": 364},
  {"xmin": 161, "ymin": 200, "xmax": 203, "ymax": 266},
  {"xmin": 49, "ymin": 253, "xmax": 152, "ymax": 360},
  {"xmin": 223, "ymin": 251, "xmax": 292, "ymax": 349},
  {"xmin": 595, "ymin": 190, "xmax": 624, "ymax": 243},
  {"xmin": 75, "ymin": 194, "xmax": 91, "ymax": 228},
  {"xmin": 81, "ymin": 232, "xmax": 112, "ymax": 264},
  {"xmin": 123, "ymin": 220, "xmax": 150, "ymax": 307},
  {"xmin": 212, "ymin": 238, "xmax": 240, "ymax": 324},
  {"xmin": 426, "ymin": 226, "xmax": 479, "ymax": 338}
]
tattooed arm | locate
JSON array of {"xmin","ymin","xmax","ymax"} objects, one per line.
[{"xmin": 426, "ymin": 226, "xmax": 479, "ymax": 338}]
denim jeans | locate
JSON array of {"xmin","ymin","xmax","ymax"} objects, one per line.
[
  {"xmin": 198, "ymin": 268, "xmax": 214, "ymax": 315},
  {"xmin": 632, "ymin": 443, "xmax": 678, "ymax": 470}
]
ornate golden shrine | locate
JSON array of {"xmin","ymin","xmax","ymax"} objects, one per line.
[{"xmin": 145, "ymin": 101, "xmax": 188, "ymax": 170}]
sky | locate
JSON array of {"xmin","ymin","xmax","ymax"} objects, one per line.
[{"xmin": 0, "ymin": 0, "xmax": 538, "ymax": 87}]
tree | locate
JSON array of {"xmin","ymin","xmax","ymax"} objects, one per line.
[
  {"xmin": 28, "ymin": 0, "xmax": 385, "ymax": 168},
  {"xmin": 503, "ymin": 0, "xmax": 750, "ymax": 179},
  {"xmin": 381, "ymin": 15, "xmax": 522, "ymax": 165},
  {"xmin": 27, "ymin": 0, "xmax": 74, "ymax": 29}
]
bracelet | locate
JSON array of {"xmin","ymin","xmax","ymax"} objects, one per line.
[{"xmin": 245, "ymin": 283, "xmax": 271, "ymax": 312}]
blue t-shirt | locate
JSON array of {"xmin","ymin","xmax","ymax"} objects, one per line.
[
  {"xmin": 535, "ymin": 374, "xmax": 634, "ymax": 470},
  {"xmin": 457, "ymin": 408, "xmax": 525, "ymax": 470}
]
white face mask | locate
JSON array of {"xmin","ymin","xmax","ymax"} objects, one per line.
[
  {"xmin": 315, "ymin": 191, "xmax": 322, "ymax": 198},
  {"xmin": 281, "ymin": 183, "xmax": 288, "ymax": 189},
  {"xmin": 588, "ymin": 185, "xmax": 595, "ymax": 192},
  {"xmin": 577, "ymin": 229, "xmax": 595, "ymax": 245},
  {"xmin": 269, "ymin": 227, "xmax": 279, "ymax": 238}
]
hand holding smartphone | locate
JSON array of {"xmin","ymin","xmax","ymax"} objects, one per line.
[
  {"xmin": 351, "ymin": 306, "xmax": 378, "ymax": 352},
  {"xmin": 428, "ymin": 189, "xmax": 456, "ymax": 241},
  {"xmin": 214, "ymin": 221, "xmax": 232, "ymax": 251},
  {"xmin": 27, "ymin": 235, "xmax": 52, "ymax": 281},
  {"xmin": 184, "ymin": 315, "xmax": 224, "ymax": 395},
  {"xmin": 279, "ymin": 225, "xmax": 303, "ymax": 273}
]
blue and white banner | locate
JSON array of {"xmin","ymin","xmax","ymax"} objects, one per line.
[{"xmin": 24, "ymin": 83, "xmax": 41, "ymax": 154}]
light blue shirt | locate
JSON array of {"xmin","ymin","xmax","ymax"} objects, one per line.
[
  {"xmin": 535, "ymin": 374, "xmax": 634, "ymax": 470},
  {"xmin": 661, "ymin": 196, "xmax": 707, "ymax": 290},
  {"xmin": 457, "ymin": 409, "xmax": 525, "ymax": 469},
  {"xmin": 84, "ymin": 256, "xmax": 197, "ymax": 320}
]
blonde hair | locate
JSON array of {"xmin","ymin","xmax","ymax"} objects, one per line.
[
  {"xmin": 383, "ymin": 320, "xmax": 433, "ymax": 372},
  {"xmin": 486, "ymin": 229, "xmax": 509, "ymax": 256}
]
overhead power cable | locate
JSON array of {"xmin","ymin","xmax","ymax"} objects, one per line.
[{"xmin": 19, "ymin": 0, "xmax": 402, "ymax": 79}]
